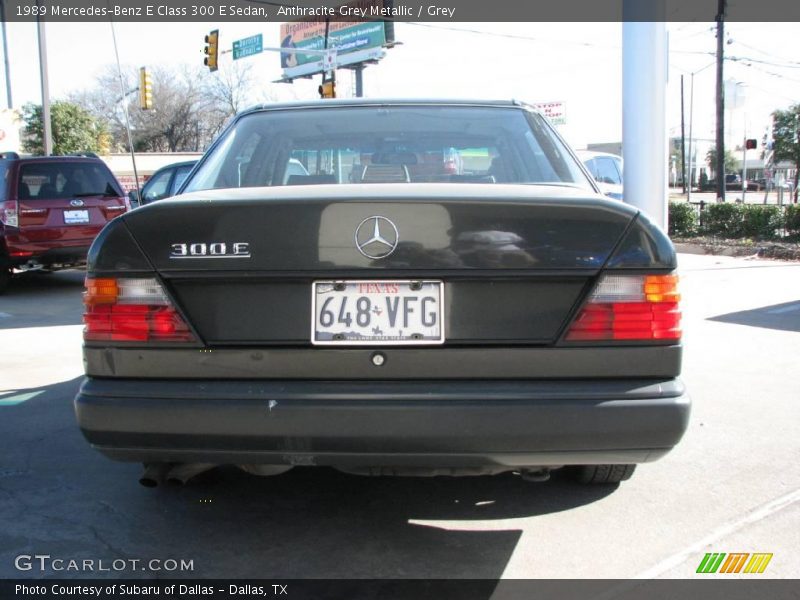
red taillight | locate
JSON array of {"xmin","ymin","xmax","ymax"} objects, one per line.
[
  {"xmin": 83, "ymin": 277, "xmax": 195, "ymax": 343},
  {"xmin": 566, "ymin": 274, "xmax": 681, "ymax": 342},
  {"xmin": 2, "ymin": 200, "xmax": 19, "ymax": 227},
  {"xmin": 103, "ymin": 205, "xmax": 127, "ymax": 219}
]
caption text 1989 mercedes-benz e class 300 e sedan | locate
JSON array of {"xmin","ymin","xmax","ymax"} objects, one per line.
[{"xmin": 74, "ymin": 99, "xmax": 689, "ymax": 487}]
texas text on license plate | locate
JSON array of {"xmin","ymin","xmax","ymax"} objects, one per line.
[{"xmin": 312, "ymin": 280, "xmax": 444, "ymax": 345}]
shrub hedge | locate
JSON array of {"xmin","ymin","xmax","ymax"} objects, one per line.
[
  {"xmin": 668, "ymin": 202, "xmax": 697, "ymax": 237},
  {"xmin": 785, "ymin": 205, "xmax": 800, "ymax": 237},
  {"xmin": 668, "ymin": 201, "xmax": 799, "ymax": 240}
]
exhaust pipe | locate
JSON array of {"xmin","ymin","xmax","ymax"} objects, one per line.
[
  {"xmin": 19, "ymin": 261, "xmax": 46, "ymax": 272},
  {"xmin": 520, "ymin": 468, "xmax": 552, "ymax": 483},
  {"xmin": 165, "ymin": 463, "xmax": 216, "ymax": 486},
  {"xmin": 139, "ymin": 463, "xmax": 171, "ymax": 487}
]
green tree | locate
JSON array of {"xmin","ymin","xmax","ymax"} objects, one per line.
[
  {"xmin": 21, "ymin": 101, "xmax": 107, "ymax": 155},
  {"xmin": 705, "ymin": 147, "xmax": 738, "ymax": 177},
  {"xmin": 771, "ymin": 104, "xmax": 800, "ymax": 202}
]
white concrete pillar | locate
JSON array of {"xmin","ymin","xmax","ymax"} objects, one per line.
[{"xmin": 622, "ymin": 1, "xmax": 668, "ymax": 229}]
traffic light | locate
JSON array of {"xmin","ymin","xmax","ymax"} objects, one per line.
[
  {"xmin": 745, "ymin": 138, "xmax": 757, "ymax": 150},
  {"xmin": 204, "ymin": 29, "xmax": 219, "ymax": 72},
  {"xmin": 318, "ymin": 80, "xmax": 336, "ymax": 99},
  {"xmin": 138, "ymin": 67, "xmax": 153, "ymax": 110}
]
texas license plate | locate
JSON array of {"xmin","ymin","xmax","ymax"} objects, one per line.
[
  {"xmin": 64, "ymin": 210, "xmax": 89, "ymax": 224},
  {"xmin": 312, "ymin": 280, "xmax": 444, "ymax": 345}
]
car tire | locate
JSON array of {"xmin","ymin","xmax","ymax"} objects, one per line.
[
  {"xmin": 0, "ymin": 267, "xmax": 10, "ymax": 294},
  {"xmin": 574, "ymin": 464, "xmax": 636, "ymax": 484}
]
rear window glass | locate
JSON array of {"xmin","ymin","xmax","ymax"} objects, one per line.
[
  {"xmin": 171, "ymin": 165, "xmax": 194, "ymax": 194},
  {"xmin": 0, "ymin": 162, "xmax": 8, "ymax": 202},
  {"xmin": 184, "ymin": 106, "xmax": 593, "ymax": 192},
  {"xmin": 18, "ymin": 162, "xmax": 121, "ymax": 200},
  {"xmin": 595, "ymin": 157, "xmax": 621, "ymax": 185},
  {"xmin": 141, "ymin": 168, "xmax": 172, "ymax": 203}
]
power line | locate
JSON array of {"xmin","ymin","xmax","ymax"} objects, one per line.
[
  {"xmin": 727, "ymin": 55, "xmax": 800, "ymax": 70},
  {"xmin": 728, "ymin": 60, "xmax": 800, "ymax": 85},
  {"xmin": 731, "ymin": 39, "xmax": 800, "ymax": 66},
  {"xmin": 671, "ymin": 49, "xmax": 720, "ymax": 56},
  {"xmin": 673, "ymin": 53, "xmax": 800, "ymax": 82},
  {"xmin": 404, "ymin": 23, "xmax": 620, "ymax": 50},
  {"xmin": 406, "ymin": 22, "xmax": 800, "ymax": 90},
  {"xmin": 671, "ymin": 24, "xmax": 715, "ymax": 42},
  {"xmin": 744, "ymin": 83, "xmax": 796, "ymax": 104}
]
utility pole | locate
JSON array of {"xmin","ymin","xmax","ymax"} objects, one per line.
[
  {"xmin": 687, "ymin": 62, "xmax": 716, "ymax": 204},
  {"xmin": 687, "ymin": 73, "xmax": 694, "ymax": 204},
  {"xmin": 321, "ymin": 18, "xmax": 335, "ymax": 96},
  {"xmin": 680, "ymin": 74, "xmax": 686, "ymax": 194},
  {"xmin": 36, "ymin": 9, "xmax": 52, "ymax": 155},
  {"xmin": 354, "ymin": 64, "xmax": 364, "ymax": 98},
  {"xmin": 0, "ymin": 0, "xmax": 12, "ymax": 109},
  {"xmin": 109, "ymin": 20, "xmax": 141, "ymax": 200},
  {"xmin": 715, "ymin": 0, "xmax": 726, "ymax": 202},
  {"xmin": 741, "ymin": 114, "xmax": 747, "ymax": 203}
]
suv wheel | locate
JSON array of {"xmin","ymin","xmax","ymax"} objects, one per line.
[
  {"xmin": 574, "ymin": 464, "xmax": 636, "ymax": 484},
  {"xmin": 0, "ymin": 267, "xmax": 10, "ymax": 293}
]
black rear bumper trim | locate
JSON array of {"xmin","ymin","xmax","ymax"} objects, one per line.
[
  {"xmin": 75, "ymin": 378, "xmax": 690, "ymax": 466},
  {"xmin": 83, "ymin": 345, "xmax": 683, "ymax": 380}
]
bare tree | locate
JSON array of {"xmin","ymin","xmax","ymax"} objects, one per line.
[
  {"xmin": 199, "ymin": 61, "xmax": 283, "ymax": 139},
  {"xmin": 204, "ymin": 62, "xmax": 254, "ymax": 120},
  {"xmin": 69, "ymin": 65, "xmax": 134, "ymax": 153},
  {"xmin": 72, "ymin": 62, "xmax": 267, "ymax": 153},
  {"xmin": 131, "ymin": 66, "xmax": 206, "ymax": 152}
]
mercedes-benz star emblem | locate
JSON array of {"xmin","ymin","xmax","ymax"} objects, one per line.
[
  {"xmin": 70, "ymin": 199, "xmax": 84, "ymax": 207},
  {"xmin": 355, "ymin": 216, "xmax": 399, "ymax": 260}
]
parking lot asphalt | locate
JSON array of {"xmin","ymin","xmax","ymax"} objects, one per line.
[{"xmin": 0, "ymin": 256, "xmax": 799, "ymax": 579}]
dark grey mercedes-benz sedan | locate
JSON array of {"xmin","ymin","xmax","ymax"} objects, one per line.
[{"xmin": 74, "ymin": 99, "xmax": 689, "ymax": 487}]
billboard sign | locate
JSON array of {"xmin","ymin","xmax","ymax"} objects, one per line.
[
  {"xmin": 280, "ymin": 0, "xmax": 389, "ymax": 79},
  {"xmin": 532, "ymin": 101, "xmax": 567, "ymax": 126}
]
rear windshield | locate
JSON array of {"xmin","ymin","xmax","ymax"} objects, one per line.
[
  {"xmin": 18, "ymin": 162, "xmax": 122, "ymax": 200},
  {"xmin": 0, "ymin": 162, "xmax": 8, "ymax": 202},
  {"xmin": 183, "ymin": 105, "xmax": 594, "ymax": 192}
]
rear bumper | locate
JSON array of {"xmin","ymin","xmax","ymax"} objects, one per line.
[
  {"xmin": 75, "ymin": 378, "xmax": 690, "ymax": 467},
  {"xmin": 5, "ymin": 242, "xmax": 91, "ymax": 267}
]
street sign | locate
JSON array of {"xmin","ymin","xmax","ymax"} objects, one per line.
[
  {"xmin": 323, "ymin": 48, "xmax": 338, "ymax": 76},
  {"xmin": 233, "ymin": 34, "xmax": 263, "ymax": 60}
]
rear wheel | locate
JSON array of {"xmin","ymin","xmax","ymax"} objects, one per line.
[
  {"xmin": 0, "ymin": 267, "xmax": 10, "ymax": 294},
  {"xmin": 574, "ymin": 464, "xmax": 636, "ymax": 484}
]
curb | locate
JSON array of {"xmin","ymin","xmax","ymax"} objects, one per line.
[
  {"xmin": 674, "ymin": 243, "xmax": 707, "ymax": 256},
  {"xmin": 674, "ymin": 241, "xmax": 800, "ymax": 261}
]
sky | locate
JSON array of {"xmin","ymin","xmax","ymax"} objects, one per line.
[{"xmin": 2, "ymin": 20, "xmax": 799, "ymax": 151}]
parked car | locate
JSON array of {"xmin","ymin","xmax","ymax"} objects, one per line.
[
  {"xmin": 0, "ymin": 152, "xmax": 129, "ymax": 292},
  {"xmin": 131, "ymin": 160, "xmax": 198, "ymax": 207},
  {"xmin": 576, "ymin": 150, "xmax": 623, "ymax": 201},
  {"xmin": 75, "ymin": 99, "xmax": 688, "ymax": 488},
  {"xmin": 703, "ymin": 173, "xmax": 761, "ymax": 192},
  {"xmin": 724, "ymin": 173, "xmax": 761, "ymax": 191},
  {"xmin": 755, "ymin": 177, "xmax": 794, "ymax": 192}
]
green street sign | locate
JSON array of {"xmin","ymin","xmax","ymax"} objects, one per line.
[{"xmin": 233, "ymin": 34, "xmax": 263, "ymax": 60}]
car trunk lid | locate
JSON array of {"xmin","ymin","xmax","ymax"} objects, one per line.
[{"xmin": 117, "ymin": 184, "xmax": 637, "ymax": 346}]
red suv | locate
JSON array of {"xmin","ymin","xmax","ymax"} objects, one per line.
[{"xmin": 0, "ymin": 153, "xmax": 129, "ymax": 292}]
